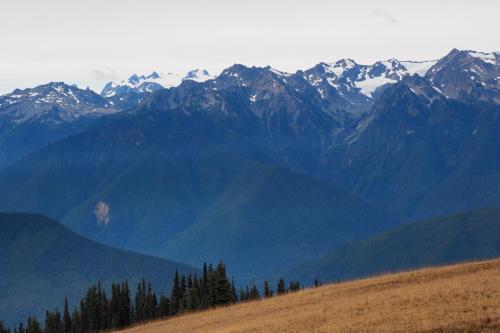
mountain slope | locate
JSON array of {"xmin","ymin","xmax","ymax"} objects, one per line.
[
  {"xmin": 0, "ymin": 213, "xmax": 196, "ymax": 326},
  {"xmin": 0, "ymin": 82, "xmax": 119, "ymax": 169},
  {"xmin": 331, "ymin": 72, "xmax": 500, "ymax": 219},
  {"xmin": 0, "ymin": 102, "xmax": 401, "ymax": 282},
  {"xmin": 426, "ymin": 49, "xmax": 499, "ymax": 104},
  {"xmin": 161, "ymin": 162, "xmax": 399, "ymax": 280},
  {"xmin": 290, "ymin": 205, "xmax": 500, "ymax": 283}
]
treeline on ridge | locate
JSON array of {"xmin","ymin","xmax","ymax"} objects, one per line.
[{"xmin": 0, "ymin": 261, "xmax": 303, "ymax": 333}]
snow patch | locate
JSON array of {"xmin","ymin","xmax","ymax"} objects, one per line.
[
  {"xmin": 401, "ymin": 60, "xmax": 438, "ymax": 76},
  {"xmin": 355, "ymin": 76, "xmax": 397, "ymax": 97},
  {"xmin": 468, "ymin": 51, "xmax": 497, "ymax": 65}
]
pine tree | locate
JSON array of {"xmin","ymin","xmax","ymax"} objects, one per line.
[
  {"xmin": 180, "ymin": 275, "xmax": 188, "ymax": 312},
  {"xmin": 44, "ymin": 309, "xmax": 63, "ymax": 333},
  {"xmin": 158, "ymin": 294, "xmax": 170, "ymax": 317},
  {"xmin": 207, "ymin": 265, "xmax": 217, "ymax": 307},
  {"xmin": 231, "ymin": 278, "xmax": 238, "ymax": 303},
  {"xmin": 250, "ymin": 284, "xmax": 261, "ymax": 300},
  {"xmin": 185, "ymin": 286, "xmax": 201, "ymax": 311},
  {"xmin": 120, "ymin": 280, "xmax": 131, "ymax": 327},
  {"xmin": 263, "ymin": 280, "xmax": 273, "ymax": 298},
  {"xmin": 0, "ymin": 321, "xmax": 10, "ymax": 333},
  {"xmin": 109, "ymin": 283, "xmax": 120, "ymax": 328},
  {"xmin": 143, "ymin": 282, "xmax": 157, "ymax": 320},
  {"xmin": 215, "ymin": 262, "xmax": 232, "ymax": 305},
  {"xmin": 63, "ymin": 298, "xmax": 71, "ymax": 333},
  {"xmin": 71, "ymin": 309, "xmax": 81, "ymax": 333},
  {"xmin": 288, "ymin": 281, "xmax": 300, "ymax": 292},
  {"xmin": 170, "ymin": 271, "xmax": 183, "ymax": 315},
  {"xmin": 201, "ymin": 263, "xmax": 209, "ymax": 308},
  {"xmin": 26, "ymin": 316, "xmax": 41, "ymax": 333},
  {"xmin": 134, "ymin": 280, "xmax": 145, "ymax": 322},
  {"xmin": 277, "ymin": 278, "xmax": 286, "ymax": 295},
  {"xmin": 79, "ymin": 298, "xmax": 89, "ymax": 333}
]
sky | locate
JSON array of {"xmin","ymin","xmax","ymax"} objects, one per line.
[{"xmin": 0, "ymin": 0, "xmax": 498, "ymax": 94}]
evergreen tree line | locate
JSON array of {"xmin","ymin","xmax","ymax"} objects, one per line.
[{"xmin": 1, "ymin": 261, "xmax": 302, "ymax": 333}]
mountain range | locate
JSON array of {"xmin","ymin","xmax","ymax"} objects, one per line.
[{"xmin": 0, "ymin": 48, "xmax": 499, "ymax": 284}]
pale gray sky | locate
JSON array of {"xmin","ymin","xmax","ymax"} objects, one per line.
[{"xmin": 1, "ymin": 0, "xmax": 498, "ymax": 94}]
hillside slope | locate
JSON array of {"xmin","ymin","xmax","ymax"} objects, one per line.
[
  {"xmin": 0, "ymin": 213, "xmax": 196, "ymax": 326},
  {"xmin": 0, "ymin": 106, "xmax": 401, "ymax": 282},
  {"xmin": 117, "ymin": 259, "xmax": 500, "ymax": 333},
  {"xmin": 291, "ymin": 205, "xmax": 500, "ymax": 283}
]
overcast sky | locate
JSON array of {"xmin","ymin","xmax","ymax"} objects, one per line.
[{"xmin": 1, "ymin": 0, "xmax": 498, "ymax": 94}]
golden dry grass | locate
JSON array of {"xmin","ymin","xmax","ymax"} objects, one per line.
[{"xmin": 118, "ymin": 259, "xmax": 500, "ymax": 333}]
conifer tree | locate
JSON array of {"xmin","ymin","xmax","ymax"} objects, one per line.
[
  {"xmin": 250, "ymin": 284, "xmax": 261, "ymax": 300},
  {"xmin": 0, "ymin": 321, "xmax": 10, "ymax": 333},
  {"xmin": 120, "ymin": 280, "xmax": 131, "ymax": 327},
  {"xmin": 231, "ymin": 278, "xmax": 238, "ymax": 303},
  {"xmin": 263, "ymin": 280, "xmax": 273, "ymax": 298},
  {"xmin": 179, "ymin": 275, "xmax": 188, "ymax": 312},
  {"xmin": 158, "ymin": 294, "xmax": 170, "ymax": 318},
  {"xmin": 70, "ymin": 309, "xmax": 81, "ymax": 333},
  {"xmin": 277, "ymin": 278, "xmax": 286, "ymax": 295},
  {"xmin": 207, "ymin": 265, "xmax": 217, "ymax": 307},
  {"xmin": 185, "ymin": 285, "xmax": 201, "ymax": 311},
  {"xmin": 44, "ymin": 309, "xmax": 63, "ymax": 333},
  {"xmin": 79, "ymin": 298, "xmax": 89, "ymax": 333},
  {"xmin": 26, "ymin": 317, "xmax": 41, "ymax": 333},
  {"xmin": 63, "ymin": 298, "xmax": 71, "ymax": 333},
  {"xmin": 215, "ymin": 262, "xmax": 232, "ymax": 305},
  {"xmin": 134, "ymin": 280, "xmax": 145, "ymax": 321},
  {"xmin": 170, "ymin": 271, "xmax": 183, "ymax": 315},
  {"xmin": 201, "ymin": 263, "xmax": 209, "ymax": 308},
  {"xmin": 239, "ymin": 288, "xmax": 246, "ymax": 302},
  {"xmin": 288, "ymin": 281, "xmax": 300, "ymax": 292},
  {"xmin": 109, "ymin": 283, "xmax": 120, "ymax": 328}
]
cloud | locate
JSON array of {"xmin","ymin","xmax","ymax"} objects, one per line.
[
  {"xmin": 373, "ymin": 9, "xmax": 400, "ymax": 24},
  {"xmin": 90, "ymin": 67, "xmax": 119, "ymax": 81}
]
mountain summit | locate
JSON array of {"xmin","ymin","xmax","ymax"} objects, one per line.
[{"xmin": 100, "ymin": 69, "xmax": 215, "ymax": 109}]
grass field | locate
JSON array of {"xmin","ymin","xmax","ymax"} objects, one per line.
[{"xmin": 118, "ymin": 259, "xmax": 500, "ymax": 332}]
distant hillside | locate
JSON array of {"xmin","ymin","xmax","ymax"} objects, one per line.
[
  {"xmin": 116, "ymin": 259, "xmax": 500, "ymax": 333},
  {"xmin": 0, "ymin": 213, "xmax": 196, "ymax": 326},
  {"xmin": 0, "ymin": 105, "xmax": 402, "ymax": 282},
  {"xmin": 290, "ymin": 205, "xmax": 500, "ymax": 283}
]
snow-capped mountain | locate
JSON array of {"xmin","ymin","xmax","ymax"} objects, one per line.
[
  {"xmin": 426, "ymin": 49, "xmax": 499, "ymax": 103},
  {"xmin": 183, "ymin": 69, "xmax": 214, "ymax": 83},
  {"xmin": 301, "ymin": 58, "xmax": 437, "ymax": 99},
  {"xmin": 100, "ymin": 69, "xmax": 215, "ymax": 110},
  {"xmin": 193, "ymin": 58, "xmax": 438, "ymax": 124},
  {"xmin": 101, "ymin": 69, "xmax": 215, "ymax": 98},
  {"xmin": 0, "ymin": 82, "xmax": 118, "ymax": 124},
  {"xmin": 101, "ymin": 72, "xmax": 182, "ymax": 98},
  {"xmin": 0, "ymin": 82, "xmax": 120, "ymax": 169}
]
